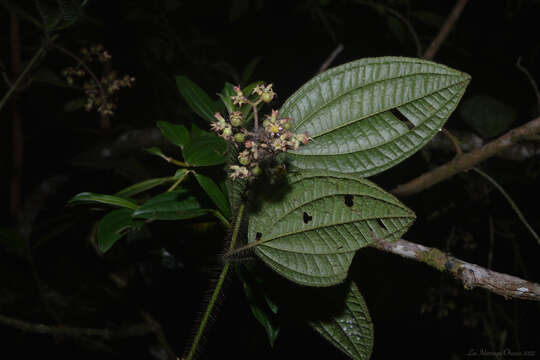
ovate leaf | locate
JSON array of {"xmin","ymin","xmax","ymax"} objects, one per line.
[
  {"xmin": 157, "ymin": 121, "xmax": 190, "ymax": 148},
  {"xmin": 247, "ymin": 170, "xmax": 415, "ymax": 286},
  {"xmin": 194, "ymin": 172, "xmax": 230, "ymax": 219},
  {"xmin": 280, "ymin": 57, "xmax": 470, "ymax": 177},
  {"xmin": 97, "ymin": 209, "xmax": 136, "ymax": 252},
  {"xmin": 69, "ymin": 192, "xmax": 138, "ymax": 210},
  {"xmin": 115, "ymin": 177, "xmax": 174, "ymax": 198},
  {"xmin": 133, "ymin": 190, "xmax": 209, "ymax": 220},
  {"xmin": 308, "ymin": 282, "xmax": 373, "ymax": 360},
  {"xmin": 176, "ymin": 75, "xmax": 218, "ymax": 122}
]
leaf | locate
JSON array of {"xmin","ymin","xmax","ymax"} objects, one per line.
[
  {"xmin": 133, "ymin": 190, "xmax": 209, "ymax": 220},
  {"xmin": 194, "ymin": 172, "xmax": 230, "ymax": 218},
  {"xmin": 241, "ymin": 57, "xmax": 261, "ymax": 84},
  {"xmin": 69, "ymin": 192, "xmax": 138, "ymax": 210},
  {"xmin": 157, "ymin": 121, "xmax": 190, "ymax": 148},
  {"xmin": 218, "ymin": 82, "xmax": 236, "ymax": 114},
  {"xmin": 247, "ymin": 170, "xmax": 415, "ymax": 286},
  {"xmin": 144, "ymin": 147, "xmax": 168, "ymax": 161},
  {"xmin": 459, "ymin": 94, "xmax": 516, "ymax": 138},
  {"xmin": 115, "ymin": 177, "xmax": 174, "ymax": 198},
  {"xmin": 176, "ymin": 75, "xmax": 218, "ymax": 122},
  {"xmin": 236, "ymin": 264, "xmax": 280, "ymax": 347},
  {"xmin": 280, "ymin": 57, "xmax": 470, "ymax": 177},
  {"xmin": 183, "ymin": 132, "xmax": 227, "ymax": 166},
  {"xmin": 308, "ymin": 282, "xmax": 373, "ymax": 360},
  {"xmin": 97, "ymin": 209, "xmax": 137, "ymax": 252}
]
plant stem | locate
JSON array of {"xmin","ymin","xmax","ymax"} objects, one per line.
[
  {"xmin": 184, "ymin": 203, "xmax": 244, "ymax": 360},
  {"xmin": 167, "ymin": 157, "xmax": 189, "ymax": 167},
  {"xmin": 211, "ymin": 210, "xmax": 231, "ymax": 229},
  {"xmin": 0, "ymin": 47, "xmax": 44, "ymax": 113},
  {"xmin": 166, "ymin": 171, "xmax": 189, "ymax": 192}
]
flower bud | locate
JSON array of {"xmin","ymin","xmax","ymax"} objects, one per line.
[
  {"xmin": 251, "ymin": 166, "xmax": 262, "ymax": 176},
  {"xmin": 234, "ymin": 133, "xmax": 245, "ymax": 143},
  {"xmin": 223, "ymin": 127, "xmax": 233, "ymax": 138},
  {"xmin": 230, "ymin": 111, "xmax": 243, "ymax": 127}
]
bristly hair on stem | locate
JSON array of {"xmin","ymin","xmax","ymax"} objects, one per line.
[{"xmin": 183, "ymin": 203, "xmax": 245, "ymax": 360}]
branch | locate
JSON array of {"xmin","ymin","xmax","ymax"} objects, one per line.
[
  {"xmin": 372, "ymin": 239, "xmax": 540, "ymax": 301},
  {"xmin": 391, "ymin": 116, "xmax": 540, "ymax": 197},
  {"xmin": 317, "ymin": 43, "xmax": 344, "ymax": 74},
  {"xmin": 423, "ymin": 0, "xmax": 469, "ymax": 60},
  {"xmin": 425, "ymin": 128, "xmax": 540, "ymax": 161},
  {"xmin": 0, "ymin": 313, "xmax": 150, "ymax": 339}
]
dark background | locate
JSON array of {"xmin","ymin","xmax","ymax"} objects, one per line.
[{"xmin": 1, "ymin": 0, "xmax": 539, "ymax": 359}]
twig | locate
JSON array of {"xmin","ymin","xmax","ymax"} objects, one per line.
[
  {"xmin": 423, "ymin": 0, "xmax": 469, "ymax": 60},
  {"xmin": 0, "ymin": 313, "xmax": 150, "ymax": 339},
  {"xmin": 472, "ymin": 167, "xmax": 540, "ymax": 245},
  {"xmin": 353, "ymin": 0, "xmax": 422, "ymax": 57},
  {"xmin": 391, "ymin": 116, "xmax": 540, "ymax": 197},
  {"xmin": 371, "ymin": 238, "xmax": 540, "ymax": 301},
  {"xmin": 441, "ymin": 128, "xmax": 462, "ymax": 157},
  {"xmin": 515, "ymin": 56, "xmax": 540, "ymax": 114},
  {"xmin": 317, "ymin": 43, "xmax": 344, "ymax": 74},
  {"xmin": 0, "ymin": 40, "xmax": 45, "ymax": 113}
]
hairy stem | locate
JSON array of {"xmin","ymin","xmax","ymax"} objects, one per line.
[{"xmin": 184, "ymin": 203, "xmax": 244, "ymax": 360}]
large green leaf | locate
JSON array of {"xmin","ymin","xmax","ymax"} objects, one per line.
[
  {"xmin": 132, "ymin": 190, "xmax": 209, "ymax": 220},
  {"xmin": 194, "ymin": 172, "xmax": 230, "ymax": 219},
  {"xmin": 176, "ymin": 75, "xmax": 218, "ymax": 123},
  {"xmin": 183, "ymin": 132, "xmax": 227, "ymax": 166},
  {"xmin": 157, "ymin": 121, "xmax": 190, "ymax": 148},
  {"xmin": 69, "ymin": 192, "xmax": 138, "ymax": 210},
  {"xmin": 247, "ymin": 170, "xmax": 415, "ymax": 286},
  {"xmin": 97, "ymin": 209, "xmax": 137, "ymax": 252},
  {"xmin": 308, "ymin": 282, "xmax": 373, "ymax": 360},
  {"xmin": 280, "ymin": 57, "xmax": 470, "ymax": 177}
]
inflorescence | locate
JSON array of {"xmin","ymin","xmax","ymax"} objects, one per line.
[
  {"xmin": 210, "ymin": 84, "xmax": 310, "ymax": 180},
  {"xmin": 62, "ymin": 44, "xmax": 135, "ymax": 117}
]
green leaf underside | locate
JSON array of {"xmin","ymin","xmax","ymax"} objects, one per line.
[
  {"xmin": 194, "ymin": 172, "xmax": 231, "ymax": 219},
  {"xmin": 176, "ymin": 75, "xmax": 217, "ymax": 123},
  {"xmin": 309, "ymin": 282, "xmax": 373, "ymax": 360},
  {"xmin": 133, "ymin": 190, "xmax": 209, "ymax": 220},
  {"xmin": 97, "ymin": 209, "xmax": 134, "ymax": 252},
  {"xmin": 248, "ymin": 170, "xmax": 415, "ymax": 286},
  {"xmin": 157, "ymin": 121, "xmax": 190, "ymax": 148},
  {"xmin": 280, "ymin": 57, "xmax": 470, "ymax": 177},
  {"xmin": 69, "ymin": 192, "xmax": 138, "ymax": 210},
  {"xmin": 115, "ymin": 177, "xmax": 173, "ymax": 198}
]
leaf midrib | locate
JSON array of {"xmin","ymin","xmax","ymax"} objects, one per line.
[
  {"xmin": 288, "ymin": 82, "xmax": 463, "ymax": 156},
  {"xmin": 294, "ymin": 78, "xmax": 467, "ymax": 142},
  {"xmin": 254, "ymin": 188, "xmax": 411, "ymax": 240}
]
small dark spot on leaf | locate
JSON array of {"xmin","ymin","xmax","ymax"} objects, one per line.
[
  {"xmin": 303, "ymin": 212, "xmax": 313, "ymax": 224},
  {"xmin": 344, "ymin": 194, "xmax": 354, "ymax": 207},
  {"xmin": 256, "ymin": 232, "xmax": 262, "ymax": 240}
]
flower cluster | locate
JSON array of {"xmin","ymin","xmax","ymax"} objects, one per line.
[
  {"xmin": 61, "ymin": 45, "xmax": 135, "ymax": 117},
  {"xmin": 210, "ymin": 84, "xmax": 310, "ymax": 180}
]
